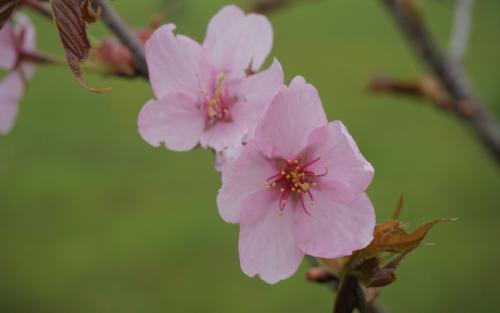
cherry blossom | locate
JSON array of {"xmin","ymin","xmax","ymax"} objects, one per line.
[
  {"xmin": 138, "ymin": 5, "xmax": 283, "ymax": 163},
  {"xmin": 0, "ymin": 14, "xmax": 36, "ymax": 134},
  {"xmin": 217, "ymin": 76, "xmax": 375, "ymax": 283}
]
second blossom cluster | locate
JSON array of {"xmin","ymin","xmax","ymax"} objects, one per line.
[{"xmin": 138, "ymin": 5, "xmax": 376, "ymax": 284}]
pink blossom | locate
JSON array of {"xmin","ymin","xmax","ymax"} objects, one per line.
[
  {"xmin": 138, "ymin": 5, "xmax": 283, "ymax": 162},
  {"xmin": 0, "ymin": 13, "xmax": 36, "ymax": 134},
  {"xmin": 217, "ymin": 76, "xmax": 375, "ymax": 283}
]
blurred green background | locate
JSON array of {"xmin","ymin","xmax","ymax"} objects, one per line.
[{"xmin": 1, "ymin": 0, "xmax": 499, "ymax": 312}]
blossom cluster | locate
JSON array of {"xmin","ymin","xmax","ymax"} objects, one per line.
[{"xmin": 139, "ymin": 5, "xmax": 376, "ymax": 283}]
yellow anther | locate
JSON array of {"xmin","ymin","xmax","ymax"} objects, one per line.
[
  {"xmin": 291, "ymin": 187, "xmax": 296, "ymax": 192},
  {"xmin": 286, "ymin": 175, "xmax": 291, "ymax": 179},
  {"xmin": 302, "ymin": 183, "xmax": 310, "ymax": 190},
  {"xmin": 280, "ymin": 188, "xmax": 285, "ymax": 192},
  {"xmin": 271, "ymin": 182, "xmax": 276, "ymax": 187},
  {"xmin": 294, "ymin": 160, "xmax": 299, "ymax": 164},
  {"xmin": 287, "ymin": 160, "xmax": 292, "ymax": 164},
  {"xmin": 281, "ymin": 171, "xmax": 286, "ymax": 175},
  {"xmin": 297, "ymin": 189, "xmax": 302, "ymax": 194}
]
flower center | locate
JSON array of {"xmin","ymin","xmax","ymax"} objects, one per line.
[
  {"xmin": 264, "ymin": 157, "xmax": 328, "ymax": 216},
  {"xmin": 204, "ymin": 73, "xmax": 232, "ymax": 125}
]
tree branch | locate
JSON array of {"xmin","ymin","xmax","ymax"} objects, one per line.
[
  {"xmin": 378, "ymin": 0, "xmax": 500, "ymax": 163},
  {"xmin": 21, "ymin": 0, "xmax": 53, "ymax": 19},
  {"xmin": 92, "ymin": 0, "xmax": 148, "ymax": 78},
  {"xmin": 448, "ymin": 0, "xmax": 474, "ymax": 63},
  {"xmin": 305, "ymin": 267, "xmax": 387, "ymax": 313}
]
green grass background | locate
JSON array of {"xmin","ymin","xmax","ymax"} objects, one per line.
[{"xmin": 1, "ymin": 0, "xmax": 499, "ymax": 312}]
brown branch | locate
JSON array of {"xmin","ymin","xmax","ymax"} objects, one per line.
[
  {"xmin": 305, "ymin": 267, "xmax": 387, "ymax": 313},
  {"xmin": 378, "ymin": 0, "xmax": 500, "ymax": 163},
  {"xmin": 21, "ymin": 0, "xmax": 53, "ymax": 19},
  {"xmin": 92, "ymin": 0, "xmax": 148, "ymax": 78},
  {"xmin": 250, "ymin": 0, "xmax": 321, "ymax": 15},
  {"xmin": 368, "ymin": 74, "xmax": 463, "ymax": 113}
]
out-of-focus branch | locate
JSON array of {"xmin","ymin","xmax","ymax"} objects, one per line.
[
  {"xmin": 250, "ymin": 0, "xmax": 320, "ymax": 15},
  {"xmin": 368, "ymin": 74, "xmax": 479, "ymax": 115},
  {"xmin": 448, "ymin": 0, "xmax": 474, "ymax": 63},
  {"xmin": 21, "ymin": 0, "xmax": 52, "ymax": 19},
  {"xmin": 378, "ymin": 0, "xmax": 500, "ymax": 163},
  {"xmin": 92, "ymin": 0, "xmax": 148, "ymax": 78}
]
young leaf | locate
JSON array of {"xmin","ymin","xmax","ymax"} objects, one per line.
[
  {"xmin": 0, "ymin": 0, "xmax": 19, "ymax": 29},
  {"xmin": 348, "ymin": 197, "xmax": 453, "ymax": 268},
  {"xmin": 50, "ymin": 0, "xmax": 110, "ymax": 93},
  {"xmin": 80, "ymin": 0, "xmax": 100, "ymax": 23}
]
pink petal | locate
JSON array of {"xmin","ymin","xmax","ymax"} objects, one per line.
[
  {"xmin": 255, "ymin": 76, "xmax": 327, "ymax": 159},
  {"xmin": 239, "ymin": 190, "xmax": 304, "ymax": 284},
  {"xmin": 214, "ymin": 145, "xmax": 242, "ymax": 172},
  {"xmin": 305, "ymin": 121, "xmax": 374, "ymax": 204},
  {"xmin": 230, "ymin": 59, "xmax": 284, "ymax": 140},
  {"xmin": 203, "ymin": 5, "xmax": 273, "ymax": 78},
  {"xmin": 0, "ymin": 70, "xmax": 24, "ymax": 134},
  {"xmin": 0, "ymin": 21, "xmax": 16, "ymax": 69},
  {"xmin": 294, "ymin": 192, "xmax": 375, "ymax": 258},
  {"xmin": 145, "ymin": 24, "xmax": 214, "ymax": 100},
  {"xmin": 217, "ymin": 140, "xmax": 276, "ymax": 223},
  {"xmin": 138, "ymin": 92, "xmax": 205, "ymax": 151},
  {"xmin": 199, "ymin": 119, "xmax": 248, "ymax": 152},
  {"xmin": 15, "ymin": 13, "xmax": 36, "ymax": 53}
]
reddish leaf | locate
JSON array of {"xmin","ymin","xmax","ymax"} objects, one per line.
[
  {"xmin": 0, "ymin": 0, "xmax": 19, "ymax": 30},
  {"xmin": 348, "ymin": 198, "xmax": 453, "ymax": 268},
  {"xmin": 50, "ymin": 0, "xmax": 110, "ymax": 93}
]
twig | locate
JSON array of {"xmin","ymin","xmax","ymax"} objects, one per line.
[
  {"xmin": 305, "ymin": 266, "xmax": 387, "ymax": 313},
  {"xmin": 92, "ymin": 0, "xmax": 148, "ymax": 78},
  {"xmin": 379, "ymin": 0, "xmax": 500, "ymax": 163},
  {"xmin": 368, "ymin": 74, "xmax": 457, "ymax": 113},
  {"xmin": 21, "ymin": 0, "xmax": 53, "ymax": 19},
  {"xmin": 251, "ymin": 0, "xmax": 321, "ymax": 15},
  {"xmin": 448, "ymin": 0, "xmax": 474, "ymax": 63}
]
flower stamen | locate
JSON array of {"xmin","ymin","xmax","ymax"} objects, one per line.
[{"xmin": 263, "ymin": 157, "xmax": 328, "ymax": 216}]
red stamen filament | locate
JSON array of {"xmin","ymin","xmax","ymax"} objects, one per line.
[{"xmin": 263, "ymin": 157, "xmax": 328, "ymax": 216}]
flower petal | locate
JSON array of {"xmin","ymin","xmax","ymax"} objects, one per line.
[
  {"xmin": 199, "ymin": 119, "xmax": 248, "ymax": 152},
  {"xmin": 305, "ymin": 121, "xmax": 374, "ymax": 204},
  {"xmin": 145, "ymin": 24, "xmax": 214, "ymax": 99},
  {"xmin": 15, "ymin": 13, "xmax": 36, "ymax": 53},
  {"xmin": 203, "ymin": 5, "xmax": 272, "ymax": 77},
  {"xmin": 217, "ymin": 140, "xmax": 276, "ymax": 223},
  {"xmin": 214, "ymin": 145, "xmax": 242, "ymax": 172},
  {"xmin": 138, "ymin": 92, "xmax": 205, "ymax": 151},
  {"xmin": 255, "ymin": 76, "xmax": 327, "ymax": 159},
  {"xmin": 0, "ymin": 21, "xmax": 16, "ymax": 69},
  {"xmin": 294, "ymin": 192, "xmax": 375, "ymax": 258},
  {"xmin": 239, "ymin": 190, "xmax": 304, "ymax": 284},
  {"xmin": 230, "ymin": 58, "xmax": 284, "ymax": 141},
  {"xmin": 0, "ymin": 70, "xmax": 24, "ymax": 134}
]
